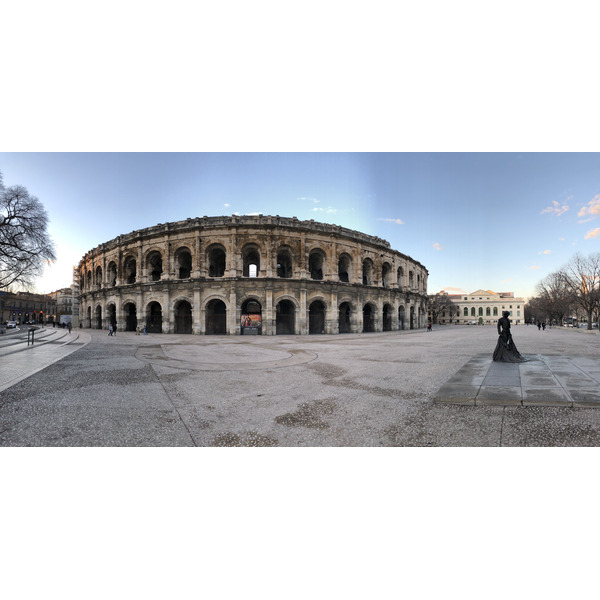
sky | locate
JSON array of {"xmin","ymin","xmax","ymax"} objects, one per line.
[{"xmin": 1, "ymin": 152, "xmax": 599, "ymax": 300}]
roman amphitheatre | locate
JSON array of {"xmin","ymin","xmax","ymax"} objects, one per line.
[{"xmin": 77, "ymin": 215, "xmax": 429, "ymax": 335}]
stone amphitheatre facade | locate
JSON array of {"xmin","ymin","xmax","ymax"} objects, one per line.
[{"xmin": 77, "ymin": 215, "xmax": 429, "ymax": 335}]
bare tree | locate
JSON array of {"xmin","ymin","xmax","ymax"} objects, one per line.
[
  {"xmin": 535, "ymin": 270, "xmax": 576, "ymax": 324},
  {"xmin": 0, "ymin": 171, "xmax": 56, "ymax": 290},
  {"xmin": 427, "ymin": 292, "xmax": 452, "ymax": 324},
  {"xmin": 558, "ymin": 252, "xmax": 600, "ymax": 330}
]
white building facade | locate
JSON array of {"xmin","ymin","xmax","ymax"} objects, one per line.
[{"xmin": 437, "ymin": 289, "xmax": 525, "ymax": 325}]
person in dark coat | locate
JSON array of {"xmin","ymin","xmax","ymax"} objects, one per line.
[{"xmin": 493, "ymin": 311, "xmax": 526, "ymax": 362}]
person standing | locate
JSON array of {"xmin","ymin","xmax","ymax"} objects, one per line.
[{"xmin": 113, "ymin": 322, "xmax": 117, "ymax": 336}]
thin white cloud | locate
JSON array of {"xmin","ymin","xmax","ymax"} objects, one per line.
[
  {"xmin": 312, "ymin": 207, "xmax": 337, "ymax": 214},
  {"xmin": 528, "ymin": 265, "xmax": 541, "ymax": 270},
  {"xmin": 541, "ymin": 200, "xmax": 569, "ymax": 216},
  {"xmin": 297, "ymin": 196, "xmax": 319, "ymax": 203},
  {"xmin": 224, "ymin": 203, "xmax": 230, "ymax": 208},
  {"xmin": 377, "ymin": 218, "xmax": 405, "ymax": 225},
  {"xmin": 578, "ymin": 194, "xmax": 600, "ymax": 223},
  {"xmin": 537, "ymin": 250, "xmax": 551, "ymax": 255},
  {"xmin": 433, "ymin": 242, "xmax": 443, "ymax": 251},
  {"xmin": 585, "ymin": 227, "xmax": 600, "ymax": 240}
]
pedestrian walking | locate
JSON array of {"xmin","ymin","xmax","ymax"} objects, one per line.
[
  {"xmin": 143, "ymin": 324, "xmax": 147, "ymax": 335},
  {"xmin": 542, "ymin": 322, "xmax": 546, "ymax": 331},
  {"xmin": 537, "ymin": 321, "xmax": 541, "ymax": 331},
  {"xmin": 427, "ymin": 322, "xmax": 432, "ymax": 332},
  {"xmin": 108, "ymin": 324, "xmax": 113, "ymax": 336},
  {"xmin": 136, "ymin": 326, "xmax": 141, "ymax": 335},
  {"xmin": 67, "ymin": 322, "xmax": 72, "ymax": 334}
]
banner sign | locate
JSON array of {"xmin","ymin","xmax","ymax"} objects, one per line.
[{"xmin": 241, "ymin": 314, "xmax": 261, "ymax": 334}]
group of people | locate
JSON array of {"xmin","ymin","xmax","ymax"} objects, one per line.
[{"xmin": 108, "ymin": 323, "xmax": 148, "ymax": 336}]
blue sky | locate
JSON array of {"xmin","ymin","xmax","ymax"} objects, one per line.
[{"xmin": 2, "ymin": 152, "xmax": 599, "ymax": 299}]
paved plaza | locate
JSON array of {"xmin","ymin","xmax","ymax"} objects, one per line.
[{"xmin": 1, "ymin": 323, "xmax": 600, "ymax": 446}]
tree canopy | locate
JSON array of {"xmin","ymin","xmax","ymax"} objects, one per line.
[{"xmin": 0, "ymin": 171, "xmax": 56, "ymax": 290}]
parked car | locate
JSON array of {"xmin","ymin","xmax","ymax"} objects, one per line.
[
  {"xmin": 467, "ymin": 320, "xmax": 477, "ymax": 325},
  {"xmin": 6, "ymin": 321, "xmax": 17, "ymax": 329}
]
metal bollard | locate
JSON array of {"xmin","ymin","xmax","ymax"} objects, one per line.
[{"xmin": 28, "ymin": 327, "xmax": 35, "ymax": 346}]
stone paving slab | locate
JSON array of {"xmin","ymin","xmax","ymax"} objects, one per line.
[{"xmin": 434, "ymin": 354, "xmax": 600, "ymax": 408}]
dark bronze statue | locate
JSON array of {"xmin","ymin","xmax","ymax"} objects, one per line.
[{"xmin": 493, "ymin": 311, "xmax": 526, "ymax": 362}]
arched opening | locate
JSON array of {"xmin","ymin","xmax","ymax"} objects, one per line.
[
  {"xmin": 86, "ymin": 306, "xmax": 91, "ymax": 328},
  {"xmin": 309, "ymin": 249, "xmax": 325, "ymax": 280},
  {"xmin": 410, "ymin": 306, "xmax": 415, "ymax": 330},
  {"xmin": 175, "ymin": 300, "xmax": 193, "ymax": 334},
  {"xmin": 86, "ymin": 270, "xmax": 92, "ymax": 289},
  {"xmin": 362, "ymin": 258, "xmax": 374, "ymax": 286},
  {"xmin": 398, "ymin": 305, "xmax": 406, "ymax": 330},
  {"xmin": 242, "ymin": 245, "xmax": 261, "ymax": 278},
  {"xmin": 397, "ymin": 266, "xmax": 404, "ymax": 289},
  {"xmin": 383, "ymin": 304, "xmax": 393, "ymax": 331},
  {"xmin": 207, "ymin": 245, "xmax": 226, "ymax": 277},
  {"xmin": 175, "ymin": 248, "xmax": 192, "ymax": 279},
  {"xmin": 107, "ymin": 304, "xmax": 116, "ymax": 328},
  {"xmin": 339, "ymin": 302, "xmax": 351, "ymax": 333},
  {"xmin": 124, "ymin": 256, "xmax": 137, "ymax": 284},
  {"xmin": 123, "ymin": 302, "xmax": 137, "ymax": 332},
  {"xmin": 276, "ymin": 299, "xmax": 295, "ymax": 334},
  {"xmin": 206, "ymin": 299, "xmax": 227, "ymax": 335},
  {"xmin": 309, "ymin": 300, "xmax": 326, "ymax": 334},
  {"xmin": 95, "ymin": 305, "xmax": 102, "ymax": 330},
  {"xmin": 382, "ymin": 263, "xmax": 391, "ymax": 288},
  {"xmin": 147, "ymin": 251, "xmax": 163, "ymax": 282},
  {"xmin": 146, "ymin": 302, "xmax": 163, "ymax": 333},
  {"xmin": 95, "ymin": 266, "xmax": 102, "ymax": 287},
  {"xmin": 276, "ymin": 247, "xmax": 293, "ymax": 278},
  {"xmin": 409, "ymin": 271, "xmax": 414, "ymax": 288},
  {"xmin": 107, "ymin": 261, "xmax": 117, "ymax": 286},
  {"xmin": 338, "ymin": 254, "xmax": 351, "ymax": 283},
  {"xmin": 241, "ymin": 299, "xmax": 262, "ymax": 335},
  {"xmin": 363, "ymin": 304, "xmax": 375, "ymax": 332}
]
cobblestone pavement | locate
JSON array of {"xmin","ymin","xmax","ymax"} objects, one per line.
[{"xmin": 1, "ymin": 324, "xmax": 600, "ymax": 446}]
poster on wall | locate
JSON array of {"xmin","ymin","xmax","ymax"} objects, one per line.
[{"xmin": 241, "ymin": 314, "xmax": 261, "ymax": 334}]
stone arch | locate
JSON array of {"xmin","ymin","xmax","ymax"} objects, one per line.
[
  {"xmin": 240, "ymin": 296, "xmax": 263, "ymax": 335},
  {"xmin": 207, "ymin": 243, "xmax": 226, "ymax": 277},
  {"xmin": 106, "ymin": 302, "xmax": 117, "ymax": 327},
  {"xmin": 410, "ymin": 305, "xmax": 415, "ymax": 329},
  {"xmin": 107, "ymin": 261, "xmax": 117, "ymax": 286},
  {"xmin": 95, "ymin": 265, "xmax": 102, "ymax": 286},
  {"xmin": 398, "ymin": 305, "xmax": 406, "ymax": 330},
  {"xmin": 397, "ymin": 266, "xmax": 405, "ymax": 288},
  {"xmin": 122, "ymin": 300, "xmax": 137, "ymax": 332},
  {"xmin": 145, "ymin": 249, "xmax": 164, "ymax": 281},
  {"xmin": 363, "ymin": 302, "xmax": 376, "ymax": 332},
  {"xmin": 362, "ymin": 258, "xmax": 374, "ymax": 286},
  {"xmin": 94, "ymin": 304, "xmax": 102, "ymax": 330},
  {"xmin": 86, "ymin": 306, "xmax": 92, "ymax": 328},
  {"xmin": 174, "ymin": 246, "xmax": 193, "ymax": 279},
  {"xmin": 241, "ymin": 243, "xmax": 261, "ymax": 278},
  {"xmin": 123, "ymin": 255, "xmax": 137, "ymax": 284},
  {"xmin": 275, "ymin": 295, "xmax": 299, "ymax": 335},
  {"xmin": 146, "ymin": 301, "xmax": 163, "ymax": 333},
  {"xmin": 409, "ymin": 270, "xmax": 414, "ymax": 288},
  {"xmin": 86, "ymin": 269, "xmax": 92, "ymax": 289},
  {"xmin": 308, "ymin": 248, "xmax": 326, "ymax": 281},
  {"xmin": 173, "ymin": 296, "xmax": 193, "ymax": 334},
  {"xmin": 383, "ymin": 303, "xmax": 393, "ymax": 331},
  {"xmin": 205, "ymin": 298, "xmax": 227, "ymax": 335},
  {"xmin": 338, "ymin": 300, "xmax": 352, "ymax": 333},
  {"xmin": 308, "ymin": 299, "xmax": 326, "ymax": 334},
  {"xmin": 276, "ymin": 245, "xmax": 294, "ymax": 278},
  {"xmin": 338, "ymin": 253, "xmax": 352, "ymax": 283},
  {"xmin": 382, "ymin": 262, "xmax": 392, "ymax": 288}
]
